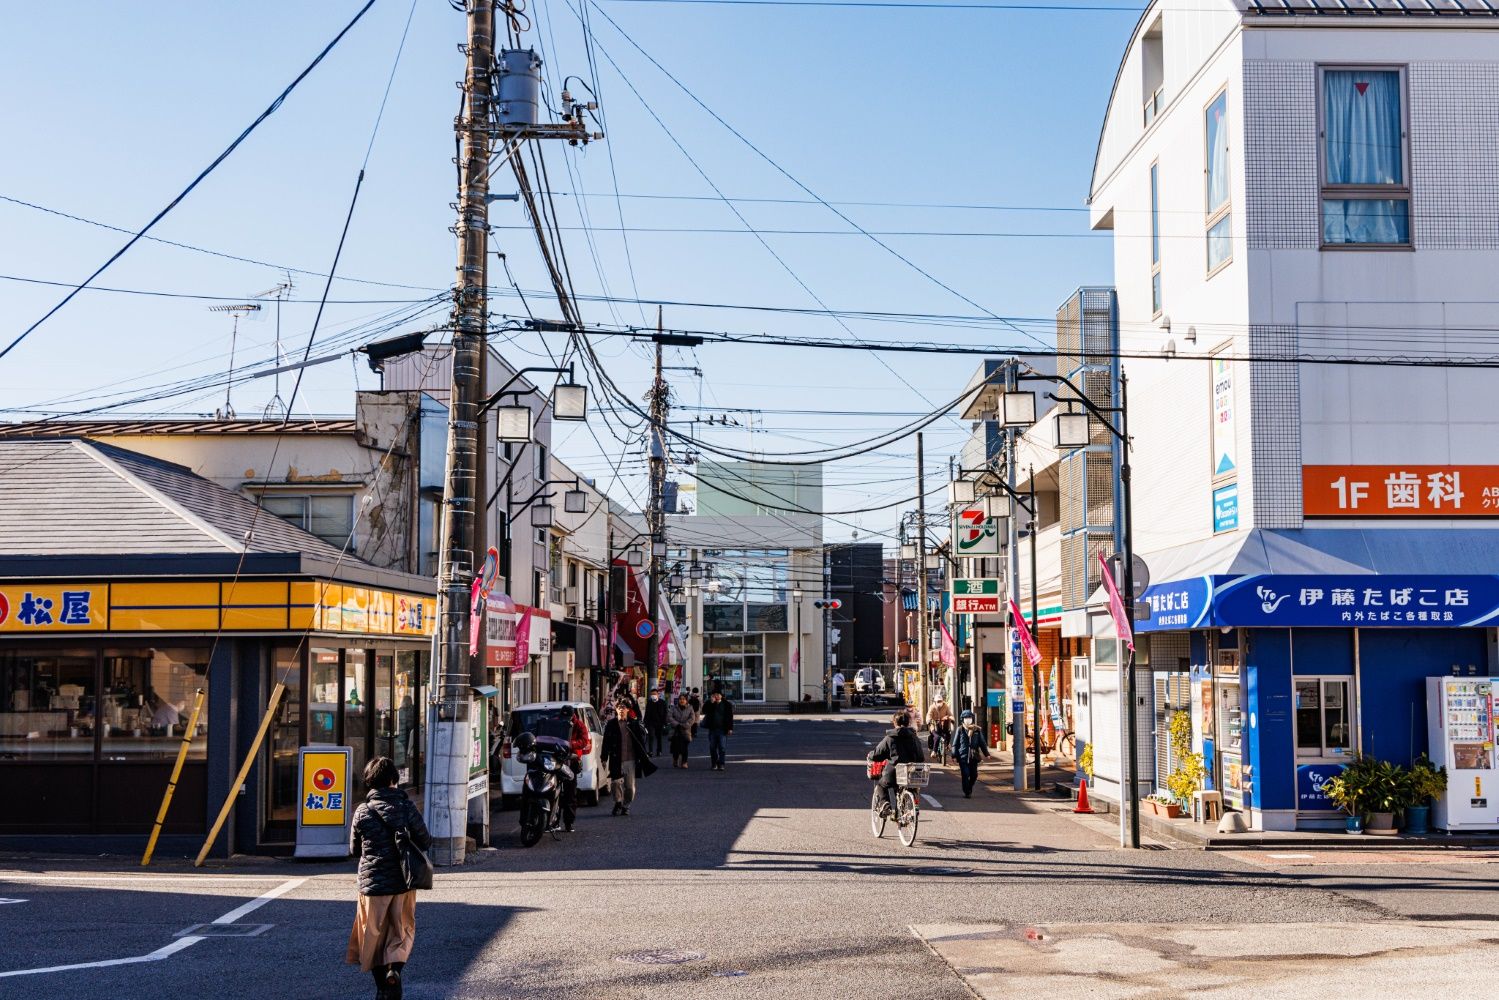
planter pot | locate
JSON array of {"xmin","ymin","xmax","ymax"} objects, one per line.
[
  {"xmin": 1345, "ymin": 814, "xmax": 1364, "ymax": 834},
  {"xmin": 1405, "ymin": 805, "xmax": 1431, "ymax": 836},
  {"xmin": 1367, "ymin": 811, "xmax": 1398, "ymax": 836},
  {"xmin": 1162, "ymin": 802, "xmax": 1184, "ymax": 819}
]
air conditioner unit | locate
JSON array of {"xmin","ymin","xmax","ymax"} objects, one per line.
[{"xmin": 565, "ymin": 585, "xmax": 580, "ymax": 604}]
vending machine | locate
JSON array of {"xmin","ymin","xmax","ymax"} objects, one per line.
[{"xmin": 1426, "ymin": 677, "xmax": 1498, "ymax": 832}]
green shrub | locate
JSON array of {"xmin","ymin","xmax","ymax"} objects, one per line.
[{"xmin": 1164, "ymin": 711, "xmax": 1204, "ymax": 804}]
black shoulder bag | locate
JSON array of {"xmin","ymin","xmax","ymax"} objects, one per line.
[{"xmin": 374, "ymin": 809, "xmax": 434, "ymax": 891}]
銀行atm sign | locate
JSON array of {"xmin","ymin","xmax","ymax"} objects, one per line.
[
  {"xmin": 950, "ymin": 578, "xmax": 1002, "ymax": 614},
  {"xmin": 1304, "ymin": 465, "xmax": 1499, "ymax": 517}
]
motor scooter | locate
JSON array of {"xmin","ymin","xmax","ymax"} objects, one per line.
[{"xmin": 514, "ymin": 732, "xmax": 574, "ymax": 847}]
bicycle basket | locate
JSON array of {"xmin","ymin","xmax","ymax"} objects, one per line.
[
  {"xmin": 866, "ymin": 760, "xmax": 887, "ymax": 781},
  {"xmin": 895, "ymin": 763, "xmax": 930, "ymax": 788}
]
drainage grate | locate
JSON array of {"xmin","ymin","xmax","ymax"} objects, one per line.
[
  {"xmin": 175, "ymin": 922, "xmax": 273, "ymax": 938},
  {"xmin": 616, "ymin": 949, "xmax": 706, "ymax": 966}
]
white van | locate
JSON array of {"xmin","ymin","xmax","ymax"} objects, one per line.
[{"xmin": 498, "ymin": 701, "xmax": 608, "ymax": 805}]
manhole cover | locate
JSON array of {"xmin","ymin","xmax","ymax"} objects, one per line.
[
  {"xmin": 616, "ymin": 949, "xmax": 706, "ymax": 966},
  {"xmin": 175, "ymin": 922, "xmax": 273, "ymax": 938},
  {"xmin": 910, "ymin": 866, "xmax": 973, "ymax": 876}
]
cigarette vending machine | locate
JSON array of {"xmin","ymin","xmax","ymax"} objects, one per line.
[{"xmin": 1426, "ymin": 677, "xmax": 1498, "ymax": 831}]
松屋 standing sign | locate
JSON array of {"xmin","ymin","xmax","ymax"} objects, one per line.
[{"xmin": 295, "ymin": 745, "xmax": 352, "ymax": 859}]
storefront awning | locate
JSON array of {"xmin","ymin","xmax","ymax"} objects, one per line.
[{"xmin": 1128, "ymin": 528, "xmax": 1499, "ymax": 632}]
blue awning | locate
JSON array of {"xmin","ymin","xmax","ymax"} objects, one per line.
[{"xmin": 901, "ymin": 590, "xmax": 918, "ymax": 612}]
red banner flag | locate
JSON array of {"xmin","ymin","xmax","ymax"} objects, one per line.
[
  {"xmin": 514, "ymin": 607, "xmax": 533, "ymax": 663},
  {"xmin": 940, "ymin": 618, "xmax": 957, "ymax": 668},
  {"xmin": 1098, "ymin": 553, "xmax": 1135, "ymax": 652},
  {"xmin": 1009, "ymin": 598, "xmax": 1042, "ymax": 667}
]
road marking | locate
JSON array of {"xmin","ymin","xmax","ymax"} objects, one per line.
[
  {"xmin": 0, "ymin": 898, "xmax": 27, "ymax": 905},
  {"xmin": 1267, "ymin": 853, "xmax": 1315, "ymax": 859},
  {"xmin": 922, "ymin": 795, "xmax": 944, "ymax": 810},
  {"xmin": 0, "ymin": 877, "xmax": 306, "ymax": 980}
]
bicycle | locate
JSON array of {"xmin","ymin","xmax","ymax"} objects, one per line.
[
  {"xmin": 928, "ymin": 720, "xmax": 954, "ymax": 766},
  {"xmin": 868, "ymin": 762, "xmax": 929, "ymax": 847}
]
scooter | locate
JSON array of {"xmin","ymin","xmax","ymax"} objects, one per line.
[{"xmin": 513, "ymin": 731, "xmax": 574, "ymax": 847}]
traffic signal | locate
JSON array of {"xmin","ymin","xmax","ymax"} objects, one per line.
[{"xmin": 813, "ymin": 598, "xmax": 843, "ymax": 610}]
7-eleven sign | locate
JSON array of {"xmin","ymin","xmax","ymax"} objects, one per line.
[{"xmin": 953, "ymin": 505, "xmax": 1000, "ymax": 555}]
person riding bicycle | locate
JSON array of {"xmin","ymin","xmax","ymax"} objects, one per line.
[
  {"xmin": 926, "ymin": 696, "xmax": 955, "ymax": 754},
  {"xmin": 866, "ymin": 711, "xmax": 925, "ymax": 815}
]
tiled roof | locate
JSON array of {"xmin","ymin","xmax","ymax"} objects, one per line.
[
  {"xmin": 0, "ymin": 418, "xmax": 356, "ymax": 439},
  {"xmin": 1242, "ymin": 0, "xmax": 1499, "ymax": 15},
  {"xmin": 0, "ymin": 440, "xmax": 351, "ymax": 560}
]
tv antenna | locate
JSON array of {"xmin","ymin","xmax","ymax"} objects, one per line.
[
  {"xmin": 253, "ymin": 276, "xmax": 294, "ymax": 418},
  {"xmin": 208, "ymin": 302, "xmax": 261, "ymax": 418}
]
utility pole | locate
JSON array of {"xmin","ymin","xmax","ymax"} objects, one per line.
[
  {"xmin": 915, "ymin": 432, "xmax": 929, "ymax": 724},
  {"xmin": 646, "ymin": 308, "xmax": 668, "ymax": 692},
  {"xmin": 431, "ymin": 0, "xmax": 494, "ymax": 868},
  {"xmin": 1007, "ymin": 363, "xmax": 1025, "ymax": 792}
]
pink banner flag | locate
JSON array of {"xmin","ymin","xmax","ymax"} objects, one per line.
[
  {"xmin": 514, "ymin": 607, "xmax": 533, "ymax": 662},
  {"xmin": 468, "ymin": 577, "xmax": 483, "ymax": 657},
  {"xmin": 657, "ymin": 619, "xmax": 670, "ymax": 667},
  {"xmin": 1098, "ymin": 553, "xmax": 1135, "ymax": 652},
  {"xmin": 940, "ymin": 618, "xmax": 957, "ymax": 668},
  {"xmin": 1009, "ymin": 598, "xmax": 1042, "ymax": 667}
]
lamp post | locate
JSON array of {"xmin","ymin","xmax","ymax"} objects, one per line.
[
  {"xmin": 792, "ymin": 587, "xmax": 804, "ymax": 703},
  {"xmin": 1000, "ymin": 363, "xmax": 1141, "ymax": 849}
]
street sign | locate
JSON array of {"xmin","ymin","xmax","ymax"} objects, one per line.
[
  {"xmin": 1105, "ymin": 553, "xmax": 1151, "ymax": 600},
  {"xmin": 636, "ymin": 619, "xmax": 654, "ymax": 639},
  {"xmin": 295, "ymin": 745, "xmax": 352, "ymax": 859},
  {"xmin": 952, "ymin": 505, "xmax": 1001, "ymax": 555},
  {"xmin": 951, "ymin": 578, "xmax": 1002, "ymax": 614}
]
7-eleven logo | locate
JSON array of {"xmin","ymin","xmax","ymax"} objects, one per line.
[{"xmin": 955, "ymin": 507, "xmax": 996, "ymax": 552}]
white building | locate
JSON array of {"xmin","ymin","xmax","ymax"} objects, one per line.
[{"xmin": 1087, "ymin": 0, "xmax": 1499, "ymax": 830}]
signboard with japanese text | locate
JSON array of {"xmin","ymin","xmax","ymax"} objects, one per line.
[
  {"xmin": 1139, "ymin": 574, "xmax": 1499, "ymax": 630},
  {"xmin": 952, "ymin": 505, "xmax": 1001, "ymax": 555},
  {"xmin": 1297, "ymin": 763, "xmax": 1345, "ymax": 811},
  {"xmin": 1303, "ymin": 465, "xmax": 1499, "ymax": 518},
  {"xmin": 1211, "ymin": 357, "xmax": 1237, "ymax": 481},
  {"xmin": 951, "ymin": 578, "xmax": 1002, "ymax": 615},
  {"xmin": 0, "ymin": 584, "xmax": 104, "ymax": 632},
  {"xmin": 485, "ymin": 592, "xmax": 519, "ymax": 669},
  {"xmin": 298, "ymin": 748, "xmax": 350, "ymax": 827}
]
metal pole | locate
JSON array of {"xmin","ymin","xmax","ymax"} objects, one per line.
[
  {"xmin": 1007, "ymin": 365, "xmax": 1024, "ymax": 791},
  {"xmin": 431, "ymin": 0, "xmax": 494, "ymax": 867},
  {"xmin": 796, "ymin": 597, "xmax": 803, "ymax": 702},
  {"xmin": 915, "ymin": 432, "xmax": 929, "ymax": 724},
  {"xmin": 1119, "ymin": 371, "xmax": 1141, "ymax": 849},
  {"xmin": 646, "ymin": 325, "xmax": 665, "ymax": 692},
  {"xmin": 1029, "ymin": 465, "xmax": 1041, "ymax": 793},
  {"xmin": 604, "ymin": 529, "xmax": 614, "ymax": 710}
]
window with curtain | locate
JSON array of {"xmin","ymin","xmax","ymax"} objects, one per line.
[
  {"xmin": 1204, "ymin": 90, "xmax": 1231, "ymax": 272},
  {"xmin": 1321, "ymin": 68, "xmax": 1409, "ymax": 246},
  {"xmin": 1150, "ymin": 162, "xmax": 1162, "ymax": 315}
]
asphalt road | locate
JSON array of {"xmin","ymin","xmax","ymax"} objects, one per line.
[{"xmin": 2, "ymin": 713, "xmax": 1496, "ymax": 999}]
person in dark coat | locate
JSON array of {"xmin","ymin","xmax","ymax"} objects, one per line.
[
  {"xmin": 700, "ymin": 690, "xmax": 735, "ymax": 771},
  {"xmin": 602, "ymin": 699, "xmax": 656, "ymax": 816},
  {"xmin": 643, "ymin": 688, "xmax": 668, "ymax": 757},
  {"xmin": 866, "ymin": 712, "xmax": 925, "ymax": 815},
  {"xmin": 667, "ymin": 693, "xmax": 696, "ymax": 768},
  {"xmin": 952, "ymin": 710, "xmax": 991, "ymax": 798},
  {"xmin": 348, "ymin": 756, "xmax": 430, "ymax": 1000},
  {"xmin": 688, "ymin": 688, "xmax": 703, "ymax": 738}
]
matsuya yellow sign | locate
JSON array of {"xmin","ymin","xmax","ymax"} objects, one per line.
[{"xmin": 300, "ymin": 749, "xmax": 350, "ymax": 827}]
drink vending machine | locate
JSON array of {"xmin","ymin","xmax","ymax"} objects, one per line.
[{"xmin": 1426, "ymin": 677, "xmax": 1498, "ymax": 831}]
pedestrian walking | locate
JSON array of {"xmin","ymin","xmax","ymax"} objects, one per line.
[
  {"xmin": 603, "ymin": 697, "xmax": 656, "ymax": 815},
  {"xmin": 831, "ymin": 669, "xmax": 846, "ymax": 704},
  {"xmin": 688, "ymin": 687, "xmax": 702, "ymax": 738},
  {"xmin": 667, "ymin": 692, "xmax": 696, "ymax": 768},
  {"xmin": 644, "ymin": 687, "xmax": 668, "ymax": 756},
  {"xmin": 701, "ymin": 690, "xmax": 734, "ymax": 771},
  {"xmin": 347, "ymin": 756, "xmax": 430, "ymax": 1000},
  {"xmin": 952, "ymin": 710, "xmax": 991, "ymax": 798}
]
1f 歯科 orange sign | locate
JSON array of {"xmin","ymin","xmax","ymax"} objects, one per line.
[{"xmin": 1303, "ymin": 466, "xmax": 1499, "ymax": 517}]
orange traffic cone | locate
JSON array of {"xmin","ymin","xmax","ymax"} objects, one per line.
[{"xmin": 1074, "ymin": 777, "xmax": 1094, "ymax": 814}]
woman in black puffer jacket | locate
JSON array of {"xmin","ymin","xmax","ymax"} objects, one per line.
[{"xmin": 347, "ymin": 756, "xmax": 430, "ymax": 1000}]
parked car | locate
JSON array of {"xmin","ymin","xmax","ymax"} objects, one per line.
[
  {"xmin": 498, "ymin": 701, "xmax": 607, "ymax": 806},
  {"xmin": 854, "ymin": 667, "xmax": 887, "ymax": 695}
]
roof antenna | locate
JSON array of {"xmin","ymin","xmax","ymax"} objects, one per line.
[
  {"xmin": 253, "ymin": 276, "xmax": 295, "ymax": 418},
  {"xmin": 208, "ymin": 302, "xmax": 262, "ymax": 419}
]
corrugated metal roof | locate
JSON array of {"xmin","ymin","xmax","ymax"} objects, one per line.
[
  {"xmin": 0, "ymin": 440, "xmax": 352, "ymax": 561},
  {"xmin": 0, "ymin": 418, "xmax": 356, "ymax": 439},
  {"xmin": 1242, "ymin": 0, "xmax": 1499, "ymax": 15}
]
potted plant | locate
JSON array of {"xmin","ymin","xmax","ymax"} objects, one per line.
[
  {"xmin": 1321, "ymin": 754, "xmax": 1375, "ymax": 834},
  {"xmin": 1163, "ymin": 711, "xmax": 1204, "ymax": 816},
  {"xmin": 1403, "ymin": 755, "xmax": 1446, "ymax": 836},
  {"xmin": 1147, "ymin": 794, "xmax": 1185, "ymax": 819},
  {"xmin": 1365, "ymin": 759, "xmax": 1407, "ymax": 835}
]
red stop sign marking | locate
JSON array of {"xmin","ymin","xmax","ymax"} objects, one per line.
[{"xmin": 313, "ymin": 768, "xmax": 336, "ymax": 791}]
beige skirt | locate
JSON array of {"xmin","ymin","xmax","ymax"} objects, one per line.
[{"xmin": 346, "ymin": 890, "xmax": 417, "ymax": 971}]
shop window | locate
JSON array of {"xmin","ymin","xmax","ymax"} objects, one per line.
[
  {"xmin": 1149, "ymin": 162, "xmax": 1162, "ymax": 317},
  {"xmin": 344, "ymin": 649, "xmax": 369, "ymax": 789},
  {"xmin": 266, "ymin": 645, "xmax": 305, "ymax": 832},
  {"xmin": 1295, "ymin": 677, "xmax": 1354, "ymax": 757},
  {"xmin": 393, "ymin": 650, "xmax": 424, "ymax": 787},
  {"xmin": 0, "ymin": 648, "xmax": 98, "ymax": 760},
  {"xmin": 99, "ymin": 647, "xmax": 209, "ymax": 761},
  {"xmin": 261, "ymin": 494, "xmax": 356, "ymax": 548},
  {"xmin": 746, "ymin": 603, "xmax": 788, "ymax": 632},
  {"xmin": 1204, "ymin": 88, "xmax": 1232, "ymax": 273},
  {"xmin": 310, "ymin": 647, "xmax": 340, "ymax": 745}
]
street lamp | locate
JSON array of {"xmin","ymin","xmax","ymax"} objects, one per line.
[
  {"xmin": 900, "ymin": 543, "xmax": 917, "ymax": 561},
  {"xmin": 1055, "ymin": 409, "xmax": 1091, "ymax": 450},
  {"xmin": 1000, "ymin": 389, "xmax": 1037, "ymax": 427},
  {"xmin": 651, "ymin": 539, "xmax": 667, "ymax": 558},
  {"xmin": 552, "ymin": 382, "xmax": 588, "ymax": 421},
  {"xmin": 530, "ymin": 503, "xmax": 554, "ymax": 528},
  {"xmin": 626, "ymin": 548, "xmax": 644, "ymax": 568},
  {"xmin": 563, "ymin": 488, "xmax": 588, "ymax": 514},
  {"xmin": 950, "ymin": 478, "xmax": 977, "ymax": 505},
  {"xmin": 792, "ymin": 587, "xmax": 804, "ymax": 703},
  {"xmin": 496, "ymin": 405, "xmax": 532, "ymax": 443}
]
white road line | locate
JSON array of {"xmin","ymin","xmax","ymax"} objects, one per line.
[
  {"xmin": 0, "ymin": 874, "xmax": 288, "ymax": 884},
  {"xmin": 1267, "ymin": 853, "xmax": 1316, "ymax": 860},
  {"xmin": 0, "ymin": 877, "xmax": 306, "ymax": 979},
  {"xmin": 922, "ymin": 795, "xmax": 944, "ymax": 810}
]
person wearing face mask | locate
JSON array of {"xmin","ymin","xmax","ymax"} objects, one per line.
[
  {"xmin": 643, "ymin": 687, "xmax": 668, "ymax": 757},
  {"xmin": 952, "ymin": 710, "xmax": 991, "ymax": 798},
  {"xmin": 667, "ymin": 693, "xmax": 696, "ymax": 768}
]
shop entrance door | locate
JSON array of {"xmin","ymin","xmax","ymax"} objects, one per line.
[{"xmin": 741, "ymin": 655, "xmax": 765, "ymax": 703}]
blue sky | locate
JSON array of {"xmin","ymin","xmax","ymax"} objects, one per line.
[{"xmin": 0, "ymin": 0, "xmax": 1135, "ymax": 542}]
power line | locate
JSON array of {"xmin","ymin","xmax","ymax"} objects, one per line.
[{"xmin": 0, "ymin": 0, "xmax": 380, "ymax": 363}]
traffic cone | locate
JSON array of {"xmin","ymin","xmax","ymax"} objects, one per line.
[{"xmin": 1074, "ymin": 777, "xmax": 1094, "ymax": 814}]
